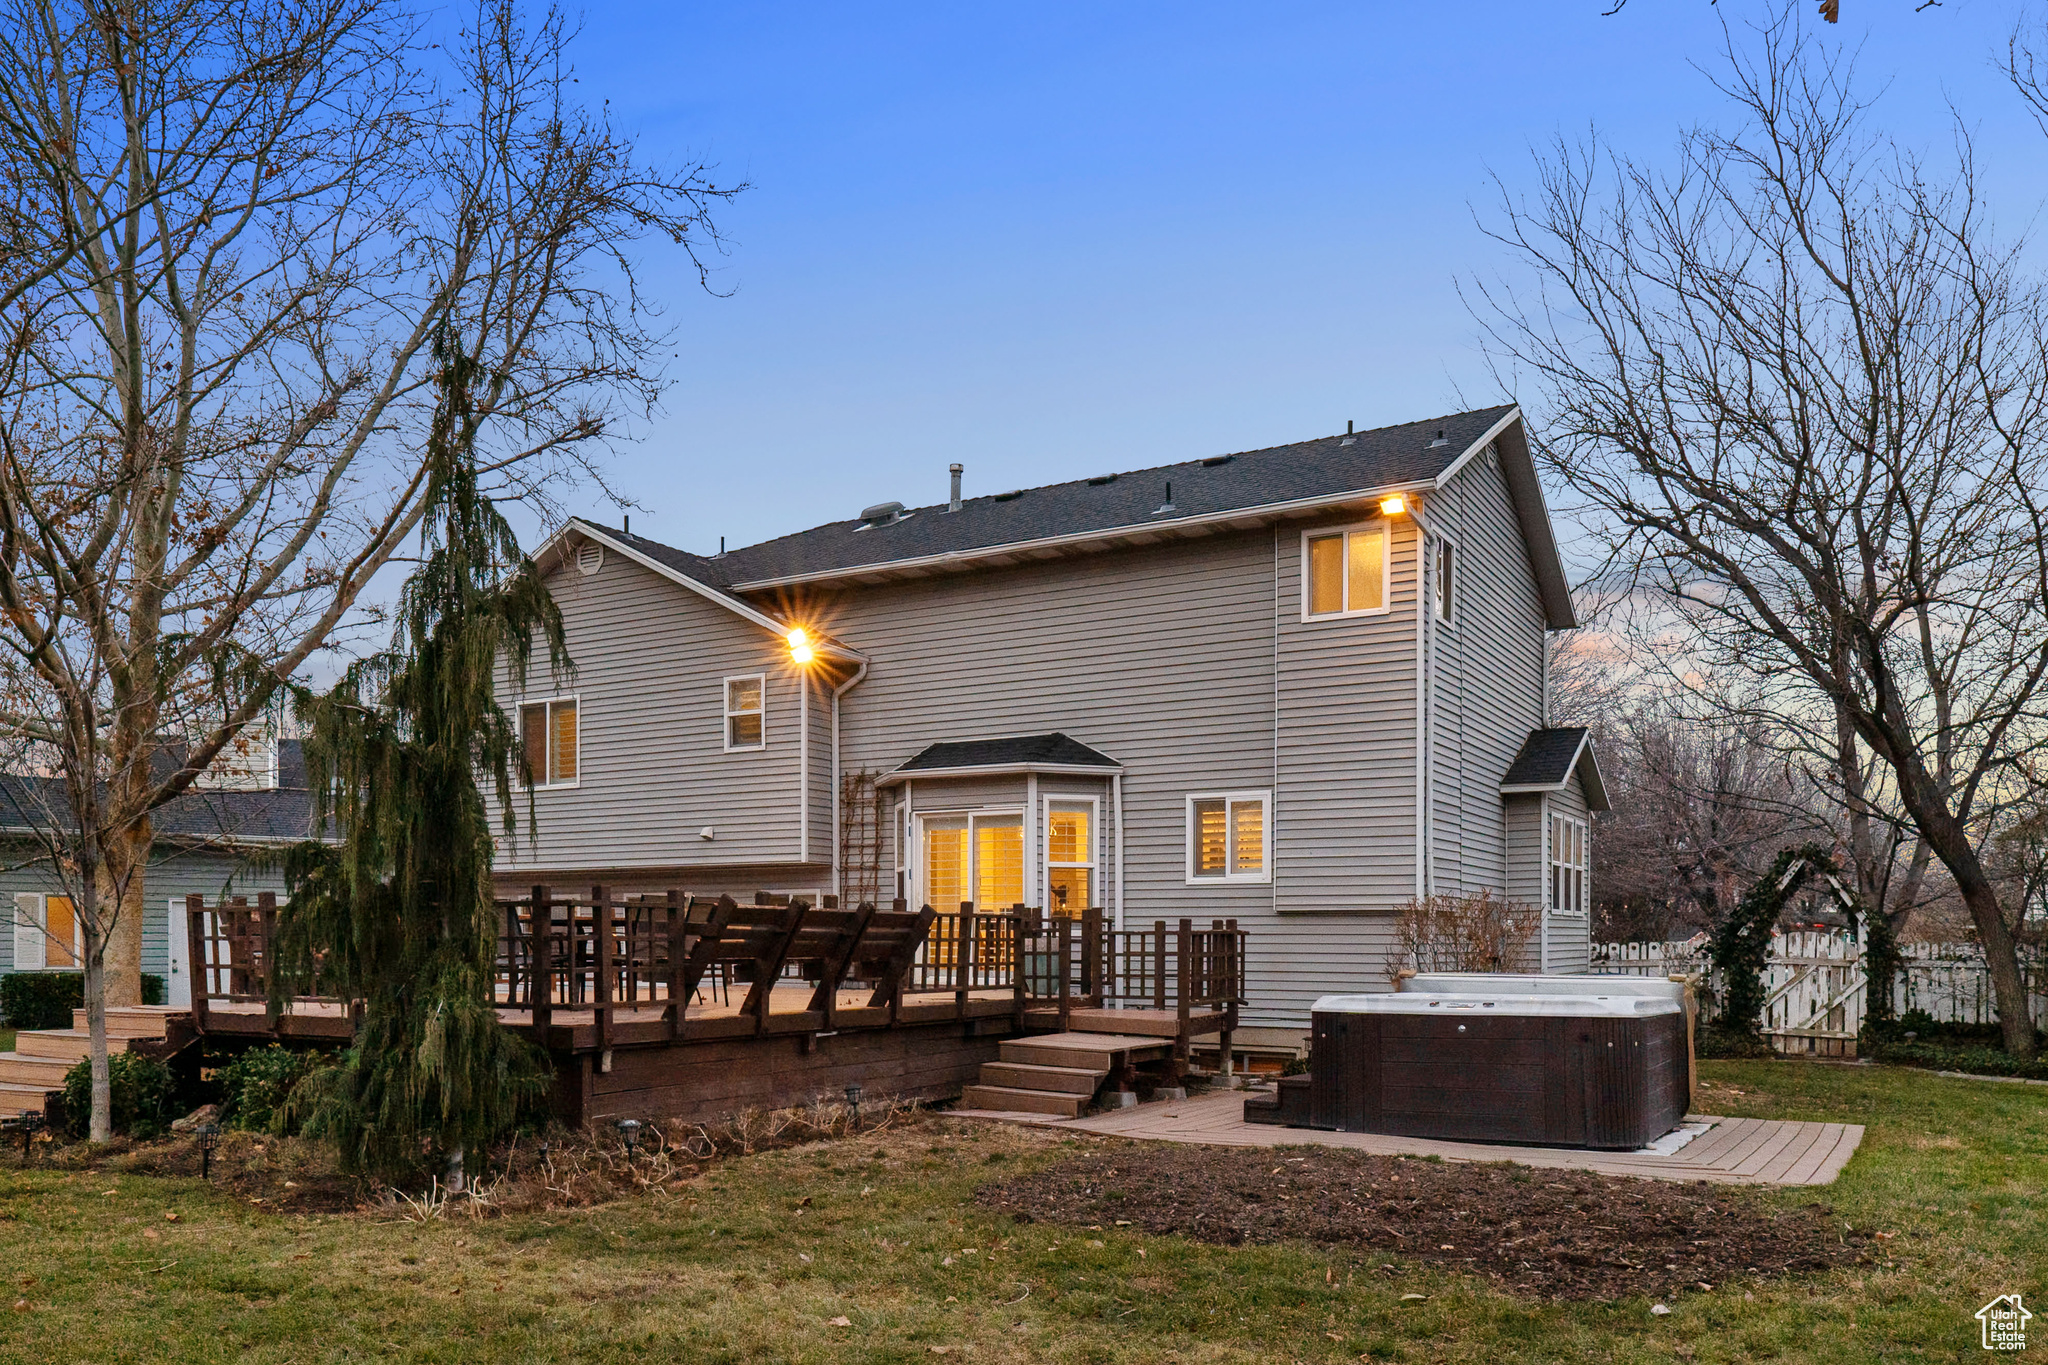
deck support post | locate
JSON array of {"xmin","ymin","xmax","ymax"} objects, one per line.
[
  {"xmin": 1174, "ymin": 917, "xmax": 1193, "ymax": 1075},
  {"xmin": 1153, "ymin": 920, "xmax": 1167, "ymax": 1010},
  {"xmin": 1009, "ymin": 906, "xmax": 1027, "ymax": 1026},
  {"xmin": 666, "ymin": 892, "xmax": 685, "ymax": 1040},
  {"xmin": 1056, "ymin": 919, "xmax": 1073, "ymax": 1034},
  {"xmin": 954, "ymin": 901, "xmax": 974, "ymax": 1019},
  {"xmin": 593, "ymin": 885, "xmax": 612, "ymax": 1055},
  {"xmin": 531, "ymin": 885, "xmax": 552, "ymax": 1046},
  {"xmin": 1081, "ymin": 906, "xmax": 1102, "ymax": 1007},
  {"xmin": 1219, "ymin": 917, "xmax": 1239, "ymax": 1080},
  {"xmin": 258, "ymin": 892, "xmax": 279, "ymax": 1027},
  {"xmin": 185, "ymin": 895, "xmax": 209, "ymax": 1034}
]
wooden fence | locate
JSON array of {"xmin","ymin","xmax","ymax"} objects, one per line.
[{"xmin": 1592, "ymin": 934, "xmax": 2048, "ymax": 1056}]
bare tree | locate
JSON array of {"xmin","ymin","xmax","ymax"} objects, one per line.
[
  {"xmin": 1474, "ymin": 16, "xmax": 2048, "ymax": 1055},
  {"xmin": 0, "ymin": 0, "xmax": 740, "ymax": 1138}
]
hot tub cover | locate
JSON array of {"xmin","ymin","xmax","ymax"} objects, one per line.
[
  {"xmin": 1400, "ymin": 973, "xmax": 1687, "ymax": 1002},
  {"xmin": 1312, "ymin": 991, "xmax": 1681, "ymax": 1018}
]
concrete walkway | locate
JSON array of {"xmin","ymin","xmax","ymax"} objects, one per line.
[{"xmin": 952, "ymin": 1088, "xmax": 1864, "ymax": 1186}]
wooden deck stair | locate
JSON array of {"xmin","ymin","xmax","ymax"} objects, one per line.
[
  {"xmin": 0, "ymin": 1007, "xmax": 175, "ymax": 1118},
  {"xmin": 958, "ymin": 1031, "xmax": 1174, "ymax": 1119}
]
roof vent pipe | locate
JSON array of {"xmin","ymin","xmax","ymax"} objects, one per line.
[{"xmin": 948, "ymin": 463, "xmax": 963, "ymax": 513}]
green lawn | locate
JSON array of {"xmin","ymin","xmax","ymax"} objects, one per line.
[{"xmin": 0, "ymin": 1060, "xmax": 2040, "ymax": 1363}]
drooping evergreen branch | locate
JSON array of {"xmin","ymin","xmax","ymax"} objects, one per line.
[{"xmin": 270, "ymin": 326, "xmax": 570, "ymax": 1180}]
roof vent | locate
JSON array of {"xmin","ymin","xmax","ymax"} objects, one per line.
[
  {"xmin": 1341, "ymin": 419, "xmax": 1356, "ymax": 447},
  {"xmin": 575, "ymin": 542, "xmax": 604, "ymax": 576},
  {"xmin": 1086, "ymin": 474, "xmax": 1117, "ymax": 486},
  {"xmin": 858, "ymin": 500, "xmax": 906, "ymax": 527},
  {"xmin": 1201, "ymin": 454, "xmax": 1233, "ymax": 467},
  {"xmin": 1428, "ymin": 428, "xmax": 1450, "ymax": 449},
  {"xmin": 993, "ymin": 489, "xmax": 1023, "ymax": 502}
]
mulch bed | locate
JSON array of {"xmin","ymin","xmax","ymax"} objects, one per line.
[{"xmin": 976, "ymin": 1144, "xmax": 1873, "ymax": 1300}]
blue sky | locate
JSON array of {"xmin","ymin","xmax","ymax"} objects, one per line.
[{"xmin": 556, "ymin": 0, "xmax": 2040, "ymax": 557}]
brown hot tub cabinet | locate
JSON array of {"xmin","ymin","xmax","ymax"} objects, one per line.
[{"xmin": 1246, "ymin": 986, "xmax": 1690, "ymax": 1150}]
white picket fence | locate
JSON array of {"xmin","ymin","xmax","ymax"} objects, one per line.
[{"xmin": 1591, "ymin": 934, "xmax": 2048, "ymax": 1057}]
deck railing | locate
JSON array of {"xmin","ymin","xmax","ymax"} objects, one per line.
[{"xmin": 185, "ymin": 891, "xmax": 1249, "ymax": 1049}]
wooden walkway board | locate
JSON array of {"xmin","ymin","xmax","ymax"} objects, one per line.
[{"xmin": 952, "ymin": 1090, "xmax": 1863, "ymax": 1187}]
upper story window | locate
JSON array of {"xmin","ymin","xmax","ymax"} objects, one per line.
[
  {"xmin": 1187, "ymin": 791, "xmax": 1271, "ymax": 884},
  {"xmin": 519, "ymin": 697, "xmax": 578, "ymax": 787},
  {"xmin": 724, "ymin": 675, "xmax": 766, "ymax": 750},
  {"xmin": 1045, "ymin": 799, "xmax": 1097, "ymax": 917},
  {"xmin": 1303, "ymin": 523, "xmax": 1387, "ymax": 619},
  {"xmin": 1435, "ymin": 538, "xmax": 1456, "ymax": 625},
  {"xmin": 1549, "ymin": 811, "xmax": 1588, "ymax": 915}
]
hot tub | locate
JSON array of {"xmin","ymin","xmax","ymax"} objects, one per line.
[{"xmin": 1246, "ymin": 989, "xmax": 1691, "ymax": 1149}]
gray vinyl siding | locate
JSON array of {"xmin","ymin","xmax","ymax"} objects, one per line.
[
  {"xmin": 0, "ymin": 843, "xmax": 285, "ymax": 982},
  {"xmin": 1545, "ymin": 776, "xmax": 1594, "ymax": 973},
  {"xmin": 1427, "ymin": 448, "xmax": 1549, "ymax": 900},
  {"xmin": 488, "ymin": 552, "xmax": 820, "ymax": 878},
  {"xmin": 503, "ymin": 456, "xmax": 1571, "ymax": 1026},
  {"xmin": 1504, "ymin": 793, "xmax": 1544, "ymax": 910},
  {"xmin": 815, "ymin": 527, "xmax": 1427, "ymax": 1026}
]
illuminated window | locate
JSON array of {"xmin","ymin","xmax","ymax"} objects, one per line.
[
  {"xmin": 1549, "ymin": 812, "xmax": 1589, "ymax": 915},
  {"xmin": 1303, "ymin": 523, "xmax": 1388, "ymax": 618},
  {"xmin": 1186, "ymin": 791, "xmax": 1271, "ymax": 883},
  {"xmin": 919, "ymin": 812, "xmax": 1024, "ymax": 911},
  {"xmin": 519, "ymin": 697, "xmax": 578, "ymax": 786},
  {"xmin": 1045, "ymin": 800, "xmax": 1096, "ymax": 917},
  {"xmin": 724, "ymin": 675, "xmax": 765, "ymax": 750}
]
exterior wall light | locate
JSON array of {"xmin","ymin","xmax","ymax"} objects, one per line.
[
  {"xmin": 786, "ymin": 627, "xmax": 815, "ymax": 666},
  {"xmin": 1379, "ymin": 494, "xmax": 1408, "ymax": 517}
]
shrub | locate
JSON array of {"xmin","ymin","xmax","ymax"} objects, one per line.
[
  {"xmin": 0, "ymin": 972, "xmax": 167, "ymax": 1028},
  {"xmin": 0, "ymin": 972, "xmax": 82, "ymax": 1029},
  {"xmin": 1385, "ymin": 890, "xmax": 1538, "ymax": 978},
  {"xmin": 60, "ymin": 1051, "xmax": 177, "ymax": 1139},
  {"xmin": 217, "ymin": 1045, "xmax": 339, "ymax": 1136}
]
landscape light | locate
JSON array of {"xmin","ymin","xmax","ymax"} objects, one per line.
[
  {"xmin": 1379, "ymin": 494, "xmax": 1407, "ymax": 517},
  {"xmin": 787, "ymin": 627, "xmax": 815, "ymax": 666},
  {"xmin": 844, "ymin": 1083, "xmax": 863, "ymax": 1133},
  {"xmin": 615, "ymin": 1117, "xmax": 643, "ymax": 1158},
  {"xmin": 196, "ymin": 1122, "xmax": 220, "ymax": 1180}
]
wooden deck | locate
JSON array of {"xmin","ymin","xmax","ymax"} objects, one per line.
[{"xmin": 953, "ymin": 1088, "xmax": 1865, "ymax": 1187}]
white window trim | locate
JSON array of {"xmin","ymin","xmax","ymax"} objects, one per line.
[
  {"xmin": 722, "ymin": 673, "xmax": 767, "ymax": 752},
  {"xmin": 11, "ymin": 891, "xmax": 80, "ymax": 971},
  {"xmin": 913, "ymin": 807, "xmax": 1027, "ymax": 911},
  {"xmin": 1300, "ymin": 521, "xmax": 1392, "ymax": 621},
  {"xmin": 516, "ymin": 694, "xmax": 582, "ymax": 789},
  {"xmin": 1184, "ymin": 790, "xmax": 1273, "ymax": 885},
  {"xmin": 1042, "ymin": 794, "xmax": 1101, "ymax": 917},
  {"xmin": 1547, "ymin": 809, "xmax": 1590, "ymax": 917}
]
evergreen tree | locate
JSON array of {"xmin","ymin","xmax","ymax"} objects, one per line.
[{"xmin": 273, "ymin": 330, "xmax": 568, "ymax": 1180}]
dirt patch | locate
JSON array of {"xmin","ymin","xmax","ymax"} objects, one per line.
[{"xmin": 976, "ymin": 1144, "xmax": 1871, "ymax": 1300}]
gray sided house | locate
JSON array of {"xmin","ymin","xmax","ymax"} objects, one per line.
[
  {"xmin": 0, "ymin": 740, "xmax": 320, "ymax": 1007},
  {"xmin": 490, "ymin": 405, "xmax": 1608, "ymax": 1028}
]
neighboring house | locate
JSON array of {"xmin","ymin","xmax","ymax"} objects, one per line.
[
  {"xmin": 491, "ymin": 404, "xmax": 1608, "ymax": 1028},
  {"xmin": 0, "ymin": 739, "xmax": 322, "ymax": 1007}
]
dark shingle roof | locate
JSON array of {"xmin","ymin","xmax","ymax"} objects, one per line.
[
  {"xmin": 892, "ymin": 733, "xmax": 1120, "ymax": 775},
  {"xmin": 1501, "ymin": 728, "xmax": 1591, "ymax": 788},
  {"xmin": 0, "ymin": 740, "xmax": 324, "ymax": 846},
  {"xmin": 598, "ymin": 405, "xmax": 1516, "ymax": 589}
]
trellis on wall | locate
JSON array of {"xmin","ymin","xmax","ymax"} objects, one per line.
[{"xmin": 838, "ymin": 769, "xmax": 887, "ymax": 907}]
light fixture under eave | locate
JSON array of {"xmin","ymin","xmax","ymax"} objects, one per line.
[
  {"xmin": 786, "ymin": 627, "xmax": 816, "ymax": 666},
  {"xmin": 1379, "ymin": 494, "xmax": 1408, "ymax": 517}
]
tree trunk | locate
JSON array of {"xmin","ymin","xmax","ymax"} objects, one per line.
[
  {"xmin": 98, "ymin": 816, "xmax": 150, "ymax": 1009},
  {"xmin": 1910, "ymin": 800, "xmax": 2037, "ymax": 1057},
  {"xmin": 82, "ymin": 939, "xmax": 111, "ymax": 1143}
]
